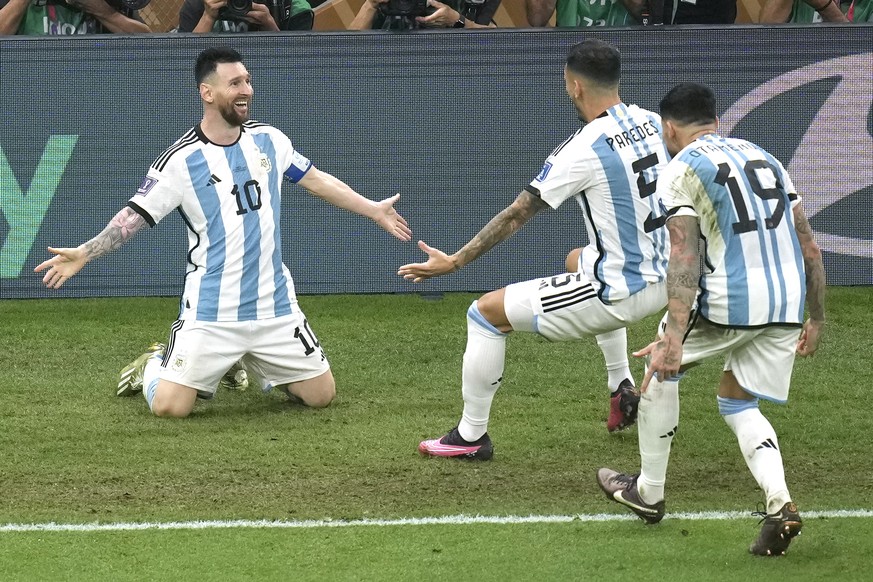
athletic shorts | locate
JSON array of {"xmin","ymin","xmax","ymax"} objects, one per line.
[
  {"xmin": 504, "ymin": 271, "xmax": 666, "ymax": 342},
  {"xmin": 158, "ymin": 309, "xmax": 330, "ymax": 396},
  {"xmin": 668, "ymin": 315, "xmax": 800, "ymax": 404}
]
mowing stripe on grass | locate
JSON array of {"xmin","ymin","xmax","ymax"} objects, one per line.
[{"xmin": 2, "ymin": 510, "xmax": 871, "ymax": 533}]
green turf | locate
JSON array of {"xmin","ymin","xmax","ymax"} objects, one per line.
[{"xmin": 1, "ymin": 288, "xmax": 871, "ymax": 578}]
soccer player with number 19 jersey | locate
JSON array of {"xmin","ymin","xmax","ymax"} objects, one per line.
[
  {"xmin": 597, "ymin": 83, "xmax": 826, "ymax": 557},
  {"xmin": 36, "ymin": 47, "xmax": 411, "ymax": 418}
]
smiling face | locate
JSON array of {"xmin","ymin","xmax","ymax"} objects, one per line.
[{"xmin": 201, "ymin": 61, "xmax": 253, "ymax": 127}]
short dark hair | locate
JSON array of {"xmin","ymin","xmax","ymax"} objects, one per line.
[
  {"xmin": 566, "ymin": 39, "xmax": 621, "ymax": 88},
  {"xmin": 195, "ymin": 47, "xmax": 244, "ymax": 86},
  {"xmin": 659, "ymin": 83, "xmax": 718, "ymax": 126}
]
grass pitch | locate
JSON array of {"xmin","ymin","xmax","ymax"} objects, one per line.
[{"xmin": 1, "ymin": 288, "xmax": 871, "ymax": 579}]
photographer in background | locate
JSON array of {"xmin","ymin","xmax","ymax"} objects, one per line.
[
  {"xmin": 178, "ymin": 0, "xmax": 313, "ymax": 32},
  {"xmin": 0, "ymin": 0, "xmax": 150, "ymax": 34},
  {"xmin": 349, "ymin": 0, "xmax": 500, "ymax": 30}
]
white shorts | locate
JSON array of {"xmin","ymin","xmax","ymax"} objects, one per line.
[
  {"xmin": 670, "ymin": 315, "xmax": 801, "ymax": 403},
  {"xmin": 158, "ymin": 309, "xmax": 330, "ymax": 396},
  {"xmin": 504, "ymin": 272, "xmax": 666, "ymax": 342}
]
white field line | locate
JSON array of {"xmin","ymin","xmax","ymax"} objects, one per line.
[{"xmin": 1, "ymin": 509, "xmax": 872, "ymax": 534}]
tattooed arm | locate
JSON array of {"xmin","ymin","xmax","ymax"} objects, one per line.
[
  {"xmin": 34, "ymin": 206, "xmax": 148, "ymax": 289},
  {"xmin": 792, "ymin": 202, "xmax": 826, "ymax": 356},
  {"xmin": 662, "ymin": 215, "xmax": 701, "ymax": 339},
  {"xmin": 634, "ymin": 214, "xmax": 701, "ymax": 391},
  {"xmin": 397, "ymin": 190, "xmax": 549, "ymax": 283}
]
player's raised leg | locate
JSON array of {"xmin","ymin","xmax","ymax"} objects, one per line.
[{"xmin": 418, "ymin": 290, "xmax": 509, "ymax": 461}]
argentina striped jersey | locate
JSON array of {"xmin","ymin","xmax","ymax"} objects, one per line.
[
  {"xmin": 659, "ymin": 133, "xmax": 805, "ymax": 327},
  {"xmin": 128, "ymin": 121, "xmax": 312, "ymax": 322},
  {"xmin": 525, "ymin": 104, "xmax": 670, "ymax": 304}
]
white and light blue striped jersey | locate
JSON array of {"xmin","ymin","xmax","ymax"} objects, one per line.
[
  {"xmin": 525, "ymin": 104, "xmax": 670, "ymax": 304},
  {"xmin": 128, "ymin": 121, "xmax": 312, "ymax": 322},
  {"xmin": 659, "ymin": 133, "xmax": 805, "ymax": 327}
]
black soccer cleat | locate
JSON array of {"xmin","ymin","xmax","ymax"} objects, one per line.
[
  {"xmin": 749, "ymin": 502, "xmax": 803, "ymax": 557},
  {"xmin": 596, "ymin": 468, "xmax": 665, "ymax": 524}
]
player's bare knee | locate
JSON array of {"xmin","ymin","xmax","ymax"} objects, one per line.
[
  {"xmin": 303, "ymin": 385, "xmax": 335, "ymax": 409},
  {"xmin": 475, "ymin": 290, "xmax": 511, "ymax": 332},
  {"xmin": 150, "ymin": 399, "xmax": 194, "ymax": 418},
  {"xmin": 565, "ymin": 247, "xmax": 581, "ymax": 272}
]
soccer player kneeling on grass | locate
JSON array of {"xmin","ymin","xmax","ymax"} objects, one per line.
[{"xmin": 36, "ymin": 47, "xmax": 411, "ymax": 417}]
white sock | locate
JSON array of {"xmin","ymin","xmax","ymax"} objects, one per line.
[
  {"xmin": 719, "ymin": 397, "xmax": 791, "ymax": 514},
  {"xmin": 457, "ymin": 302, "xmax": 507, "ymax": 442},
  {"xmin": 142, "ymin": 355, "xmax": 163, "ymax": 411},
  {"xmin": 637, "ymin": 374, "xmax": 679, "ymax": 505},
  {"xmin": 596, "ymin": 328, "xmax": 632, "ymax": 392}
]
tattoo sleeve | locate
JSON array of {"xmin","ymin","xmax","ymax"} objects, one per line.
[
  {"xmin": 453, "ymin": 191, "xmax": 548, "ymax": 269},
  {"xmin": 82, "ymin": 206, "xmax": 148, "ymax": 260},
  {"xmin": 793, "ymin": 203, "xmax": 826, "ymax": 321},
  {"xmin": 664, "ymin": 215, "xmax": 701, "ymax": 336}
]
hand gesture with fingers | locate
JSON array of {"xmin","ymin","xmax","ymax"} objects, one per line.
[
  {"xmin": 34, "ymin": 247, "xmax": 88, "ymax": 289},
  {"xmin": 397, "ymin": 240, "xmax": 457, "ymax": 283},
  {"xmin": 633, "ymin": 333, "xmax": 683, "ymax": 393}
]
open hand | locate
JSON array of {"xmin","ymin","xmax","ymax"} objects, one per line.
[
  {"xmin": 397, "ymin": 240, "xmax": 457, "ymax": 283},
  {"xmin": 373, "ymin": 193, "xmax": 412, "ymax": 241},
  {"xmin": 34, "ymin": 247, "xmax": 88, "ymax": 289}
]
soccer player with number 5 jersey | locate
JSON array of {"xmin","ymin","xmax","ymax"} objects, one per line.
[{"xmin": 399, "ymin": 39, "xmax": 671, "ymax": 459}]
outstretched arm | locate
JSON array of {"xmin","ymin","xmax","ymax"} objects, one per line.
[
  {"xmin": 34, "ymin": 206, "xmax": 148, "ymax": 289},
  {"xmin": 792, "ymin": 203, "xmax": 826, "ymax": 356},
  {"xmin": 297, "ymin": 166, "xmax": 411, "ymax": 241},
  {"xmin": 397, "ymin": 190, "xmax": 548, "ymax": 283},
  {"xmin": 634, "ymin": 214, "xmax": 700, "ymax": 392}
]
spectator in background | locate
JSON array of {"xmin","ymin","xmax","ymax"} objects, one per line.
[
  {"xmin": 759, "ymin": 0, "xmax": 848, "ymax": 22},
  {"xmin": 0, "ymin": 0, "xmax": 151, "ymax": 34},
  {"xmin": 848, "ymin": 0, "xmax": 872, "ymax": 20},
  {"xmin": 178, "ymin": 0, "xmax": 313, "ymax": 33},
  {"xmin": 525, "ymin": 0, "xmax": 644, "ymax": 27},
  {"xmin": 349, "ymin": 0, "xmax": 500, "ymax": 30}
]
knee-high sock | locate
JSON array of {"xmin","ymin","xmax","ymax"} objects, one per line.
[
  {"xmin": 595, "ymin": 328, "xmax": 631, "ymax": 392},
  {"xmin": 637, "ymin": 375, "xmax": 680, "ymax": 504},
  {"xmin": 719, "ymin": 397, "xmax": 791, "ymax": 514},
  {"xmin": 458, "ymin": 302, "xmax": 507, "ymax": 442},
  {"xmin": 142, "ymin": 355, "xmax": 163, "ymax": 411}
]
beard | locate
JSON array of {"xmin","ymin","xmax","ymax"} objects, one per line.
[{"xmin": 219, "ymin": 100, "xmax": 249, "ymax": 126}]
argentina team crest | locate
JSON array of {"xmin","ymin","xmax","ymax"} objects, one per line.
[
  {"xmin": 259, "ymin": 153, "xmax": 272, "ymax": 173},
  {"xmin": 170, "ymin": 353, "xmax": 187, "ymax": 373}
]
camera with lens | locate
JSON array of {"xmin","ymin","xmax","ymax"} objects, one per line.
[
  {"xmin": 381, "ymin": 0, "xmax": 431, "ymax": 17},
  {"xmin": 218, "ymin": 0, "xmax": 255, "ymax": 20}
]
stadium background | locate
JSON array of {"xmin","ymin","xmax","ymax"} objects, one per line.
[
  {"xmin": 137, "ymin": 0, "xmax": 774, "ymax": 32},
  {"xmin": 0, "ymin": 25, "xmax": 870, "ymax": 299}
]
